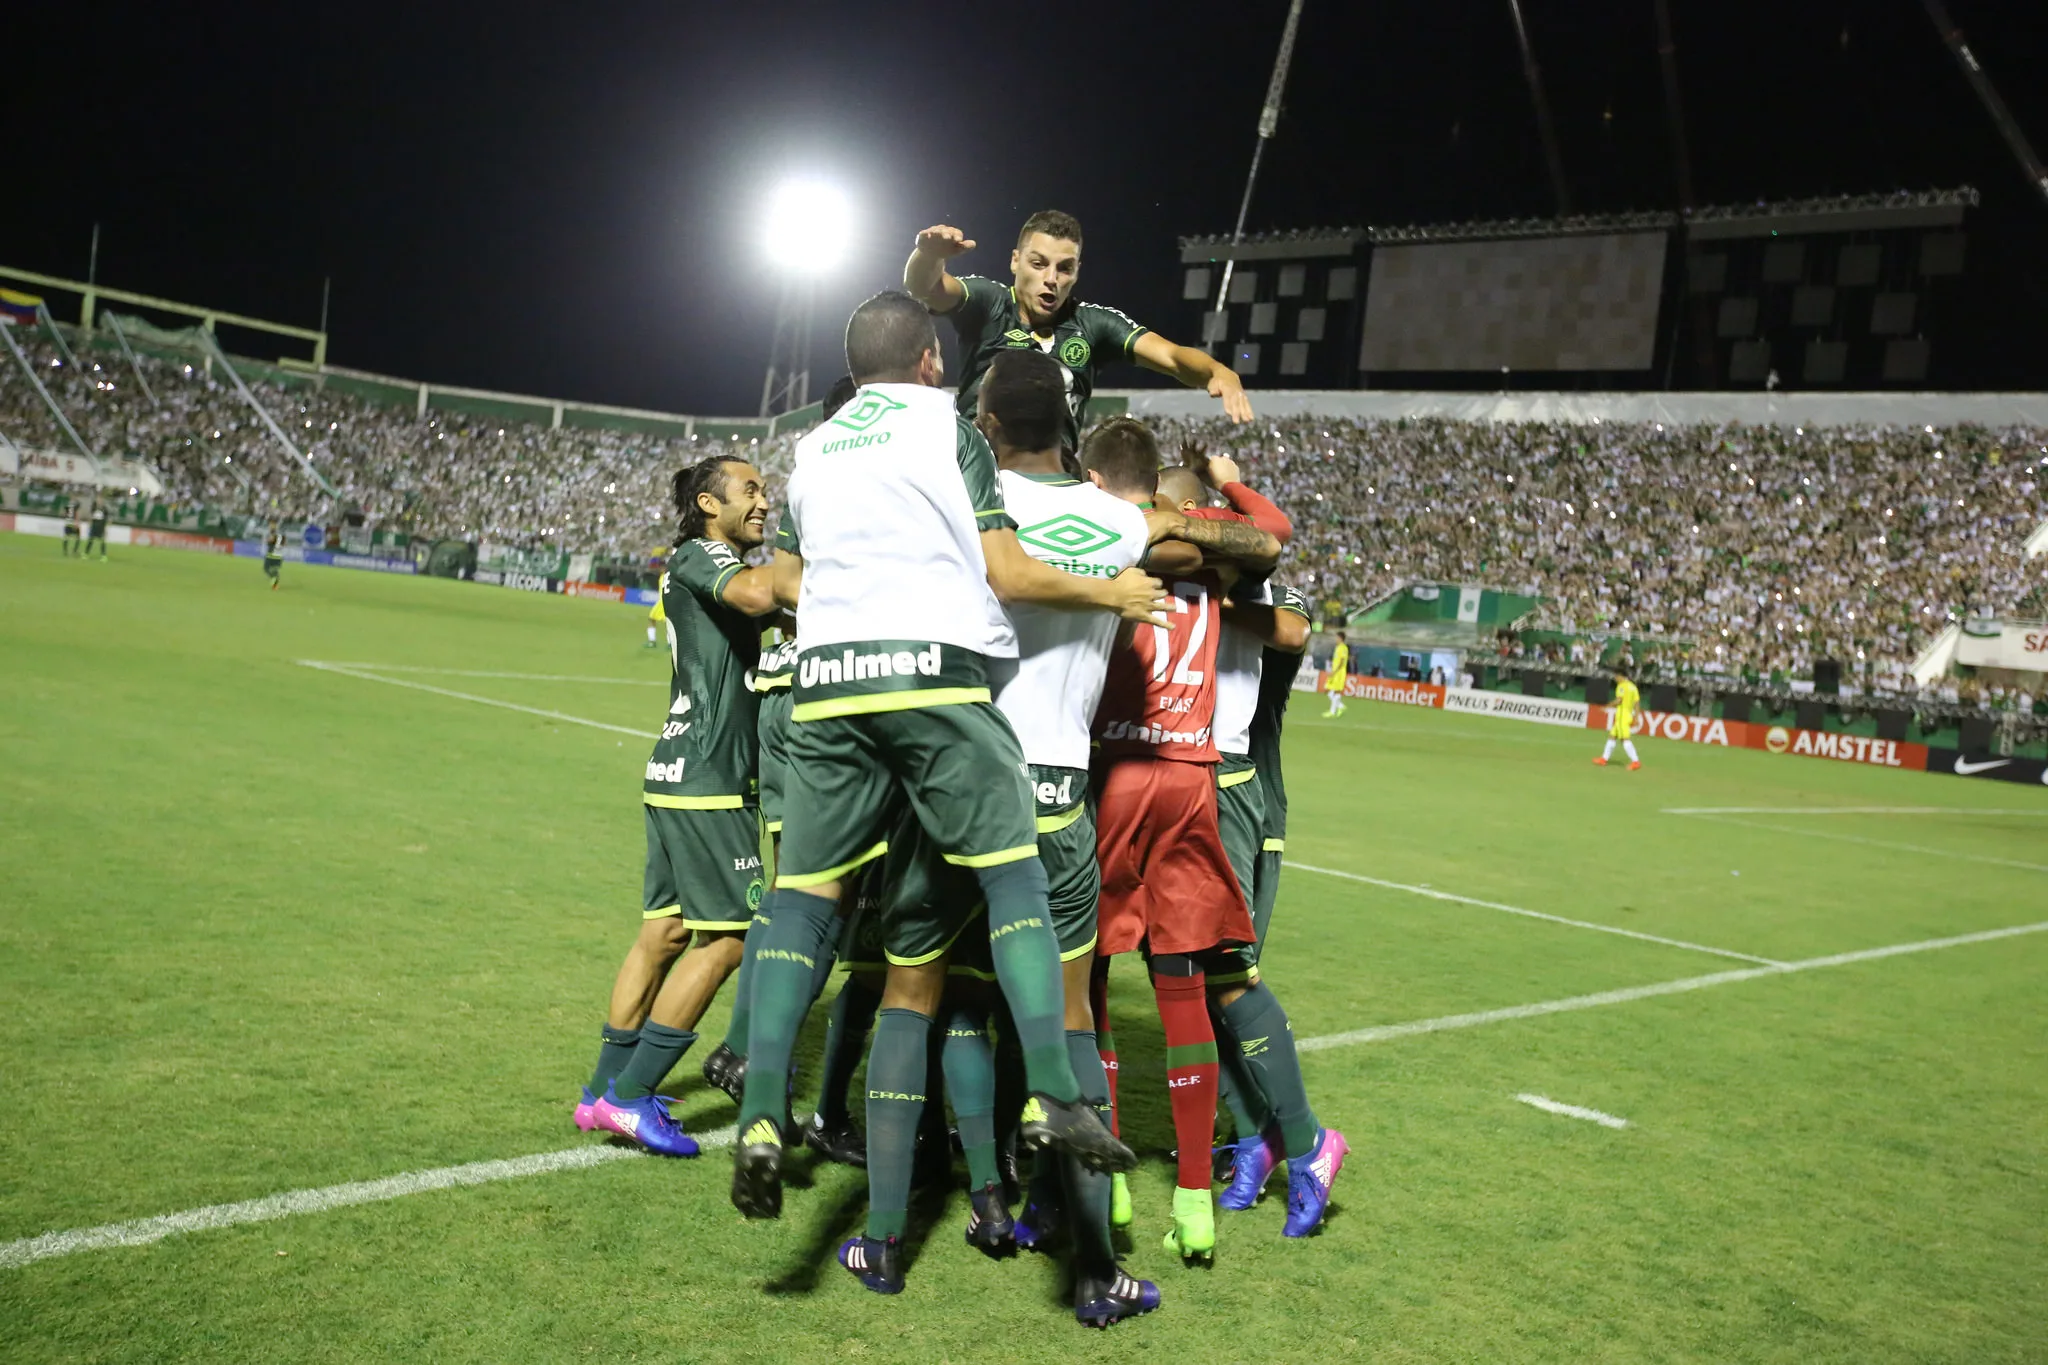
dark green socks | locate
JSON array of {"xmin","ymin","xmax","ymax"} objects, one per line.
[
  {"xmin": 941, "ymin": 1004, "xmax": 998, "ymax": 1189},
  {"xmin": 865, "ymin": 1007, "xmax": 931, "ymax": 1241},
  {"xmin": 975, "ymin": 858, "xmax": 1079, "ymax": 1104},
  {"xmin": 589, "ymin": 1023, "xmax": 641, "ymax": 1094},
  {"xmin": 815, "ymin": 973, "xmax": 883, "ymax": 1127},
  {"xmin": 1061, "ymin": 1029, "xmax": 1117, "ymax": 1272},
  {"xmin": 736, "ymin": 888, "xmax": 841, "ymax": 1136},
  {"xmin": 1220, "ymin": 983, "xmax": 1319, "ymax": 1159},
  {"xmin": 612, "ymin": 1022, "xmax": 697, "ymax": 1101}
]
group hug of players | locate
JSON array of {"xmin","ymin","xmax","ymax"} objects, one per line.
[{"xmin": 569, "ymin": 211, "xmax": 1343, "ymax": 1328}]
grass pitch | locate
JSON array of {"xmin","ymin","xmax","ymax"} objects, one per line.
[{"xmin": 2, "ymin": 535, "xmax": 2044, "ymax": 1363}]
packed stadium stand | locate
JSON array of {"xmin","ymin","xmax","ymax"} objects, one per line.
[{"xmin": 4, "ymin": 322, "xmax": 2044, "ymax": 716}]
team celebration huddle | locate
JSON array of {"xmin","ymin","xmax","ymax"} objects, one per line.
[{"xmin": 573, "ymin": 211, "xmax": 1343, "ymax": 1329}]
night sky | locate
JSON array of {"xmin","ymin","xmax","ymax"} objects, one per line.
[{"xmin": 10, "ymin": 1, "xmax": 2046, "ymax": 413}]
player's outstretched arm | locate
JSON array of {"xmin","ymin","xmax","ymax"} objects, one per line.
[
  {"xmin": 904, "ymin": 226, "xmax": 975, "ymax": 313},
  {"xmin": 1143, "ymin": 506, "xmax": 1281, "ymax": 574},
  {"xmin": 1132, "ymin": 331, "xmax": 1253, "ymax": 422},
  {"xmin": 981, "ymin": 528, "xmax": 1168, "ymax": 625},
  {"xmin": 1222, "ymin": 600, "xmax": 1310, "ymax": 653},
  {"xmin": 771, "ymin": 550, "xmax": 803, "ymax": 612}
]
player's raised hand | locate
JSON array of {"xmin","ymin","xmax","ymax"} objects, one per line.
[
  {"xmin": 1210, "ymin": 367, "xmax": 1254, "ymax": 423},
  {"xmin": 914, "ymin": 225, "xmax": 976, "ymax": 258},
  {"xmin": 1106, "ymin": 566, "xmax": 1171, "ymax": 627},
  {"xmin": 1190, "ymin": 449, "xmax": 1243, "ymax": 489}
]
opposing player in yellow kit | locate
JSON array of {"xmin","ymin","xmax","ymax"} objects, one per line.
[
  {"xmin": 1323, "ymin": 631, "xmax": 1349, "ymax": 717},
  {"xmin": 1594, "ymin": 667, "xmax": 1642, "ymax": 770}
]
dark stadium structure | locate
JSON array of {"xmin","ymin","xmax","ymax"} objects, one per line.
[{"xmin": 1180, "ymin": 188, "xmax": 1980, "ymax": 392}]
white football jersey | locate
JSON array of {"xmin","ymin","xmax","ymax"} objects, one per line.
[
  {"xmin": 992, "ymin": 470, "xmax": 1150, "ymax": 769},
  {"xmin": 781, "ymin": 382, "xmax": 1016, "ymax": 662},
  {"xmin": 1213, "ymin": 578, "xmax": 1272, "ymax": 757}
]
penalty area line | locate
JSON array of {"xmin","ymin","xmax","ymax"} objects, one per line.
[
  {"xmin": 1286, "ymin": 860, "xmax": 1784, "ymax": 966},
  {"xmin": 1515, "ymin": 1094, "xmax": 1629, "ymax": 1129},
  {"xmin": 9, "ymin": 920, "xmax": 2045, "ymax": 1272},
  {"xmin": 295, "ymin": 660, "xmax": 657, "ymax": 739}
]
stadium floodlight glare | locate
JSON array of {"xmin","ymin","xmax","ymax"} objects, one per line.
[{"xmin": 763, "ymin": 179, "xmax": 852, "ymax": 273}]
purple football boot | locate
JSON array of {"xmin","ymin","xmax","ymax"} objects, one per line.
[
  {"xmin": 1282, "ymin": 1128, "xmax": 1349, "ymax": 1237},
  {"xmin": 573, "ymin": 1087, "xmax": 600, "ymax": 1132},
  {"xmin": 591, "ymin": 1081, "xmax": 701, "ymax": 1157},
  {"xmin": 1218, "ymin": 1130, "xmax": 1281, "ymax": 1211}
]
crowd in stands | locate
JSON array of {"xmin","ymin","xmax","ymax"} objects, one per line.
[
  {"xmin": 1149, "ymin": 414, "xmax": 2048, "ymax": 692},
  {"xmin": 0, "ymin": 335, "xmax": 792, "ymax": 561},
  {"xmin": 6, "ymin": 331, "xmax": 2045, "ymax": 692}
]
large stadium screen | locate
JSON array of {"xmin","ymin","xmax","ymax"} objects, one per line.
[{"xmin": 1359, "ymin": 231, "xmax": 1668, "ymax": 372}]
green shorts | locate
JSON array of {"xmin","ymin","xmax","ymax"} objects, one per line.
[
  {"xmin": 1212, "ymin": 759, "xmax": 1268, "ymax": 985},
  {"xmin": 948, "ymin": 764, "xmax": 1097, "ymax": 978},
  {"xmin": 641, "ymin": 803, "xmax": 766, "ymax": 930},
  {"xmin": 776, "ymin": 698, "xmax": 1037, "ymax": 890},
  {"xmin": 866, "ymin": 803, "xmax": 987, "ymax": 968},
  {"xmin": 755, "ymin": 687, "xmax": 793, "ymax": 834},
  {"xmin": 1251, "ymin": 845, "xmax": 1283, "ymax": 954},
  {"xmin": 836, "ymin": 863, "xmax": 892, "ymax": 972}
]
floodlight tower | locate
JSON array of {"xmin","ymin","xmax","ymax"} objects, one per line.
[
  {"xmin": 1206, "ymin": 0, "xmax": 1307, "ymax": 354},
  {"xmin": 760, "ymin": 180, "xmax": 852, "ymax": 418}
]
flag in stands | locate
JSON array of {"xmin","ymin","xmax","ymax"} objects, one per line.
[{"xmin": 0, "ymin": 288, "xmax": 41, "ymax": 326}]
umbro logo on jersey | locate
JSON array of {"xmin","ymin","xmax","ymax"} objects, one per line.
[
  {"xmin": 828, "ymin": 390, "xmax": 907, "ymax": 433},
  {"xmin": 1018, "ymin": 513, "xmax": 1118, "ymax": 558}
]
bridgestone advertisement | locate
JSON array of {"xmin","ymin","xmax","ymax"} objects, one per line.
[{"xmin": 1443, "ymin": 688, "xmax": 1588, "ymax": 727}]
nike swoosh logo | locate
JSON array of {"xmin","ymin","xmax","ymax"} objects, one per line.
[{"xmin": 1953, "ymin": 757, "xmax": 2009, "ymax": 775}]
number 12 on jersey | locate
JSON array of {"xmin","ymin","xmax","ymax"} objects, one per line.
[{"xmin": 1149, "ymin": 581, "xmax": 1209, "ymax": 685}]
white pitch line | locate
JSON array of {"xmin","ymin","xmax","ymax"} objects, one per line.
[
  {"xmin": 1663, "ymin": 806, "xmax": 2048, "ymax": 817},
  {"xmin": 1296, "ymin": 918, "xmax": 2048, "ymax": 1053},
  {"xmin": 1515, "ymin": 1094, "xmax": 1630, "ymax": 1129},
  {"xmin": 1286, "ymin": 860, "xmax": 1784, "ymax": 965},
  {"xmin": 1678, "ymin": 812, "xmax": 2048, "ymax": 876},
  {"xmin": 0, "ymin": 1127, "xmax": 735, "ymax": 1271},
  {"xmin": 301, "ymin": 662, "xmax": 665, "ymax": 685},
  {"xmin": 7, "ymin": 920, "xmax": 2045, "ymax": 1271},
  {"xmin": 296, "ymin": 660, "xmax": 656, "ymax": 739}
]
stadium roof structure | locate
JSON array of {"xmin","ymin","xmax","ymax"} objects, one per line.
[{"xmin": 1178, "ymin": 187, "xmax": 1979, "ymax": 259}]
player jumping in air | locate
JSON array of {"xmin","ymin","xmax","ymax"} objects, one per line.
[
  {"xmin": 730, "ymin": 295, "xmax": 1162, "ymax": 1261},
  {"xmin": 573, "ymin": 456, "xmax": 782, "ymax": 1156},
  {"xmin": 1595, "ymin": 665, "xmax": 1642, "ymax": 769},
  {"xmin": 1324, "ymin": 630, "xmax": 1349, "ymax": 716},
  {"xmin": 904, "ymin": 211, "xmax": 1253, "ymax": 453}
]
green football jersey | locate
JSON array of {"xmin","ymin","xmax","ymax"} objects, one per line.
[
  {"xmin": 1248, "ymin": 584, "xmax": 1314, "ymax": 840},
  {"xmin": 644, "ymin": 538, "xmax": 762, "ymax": 807},
  {"xmin": 946, "ymin": 275, "xmax": 1150, "ymax": 452}
]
